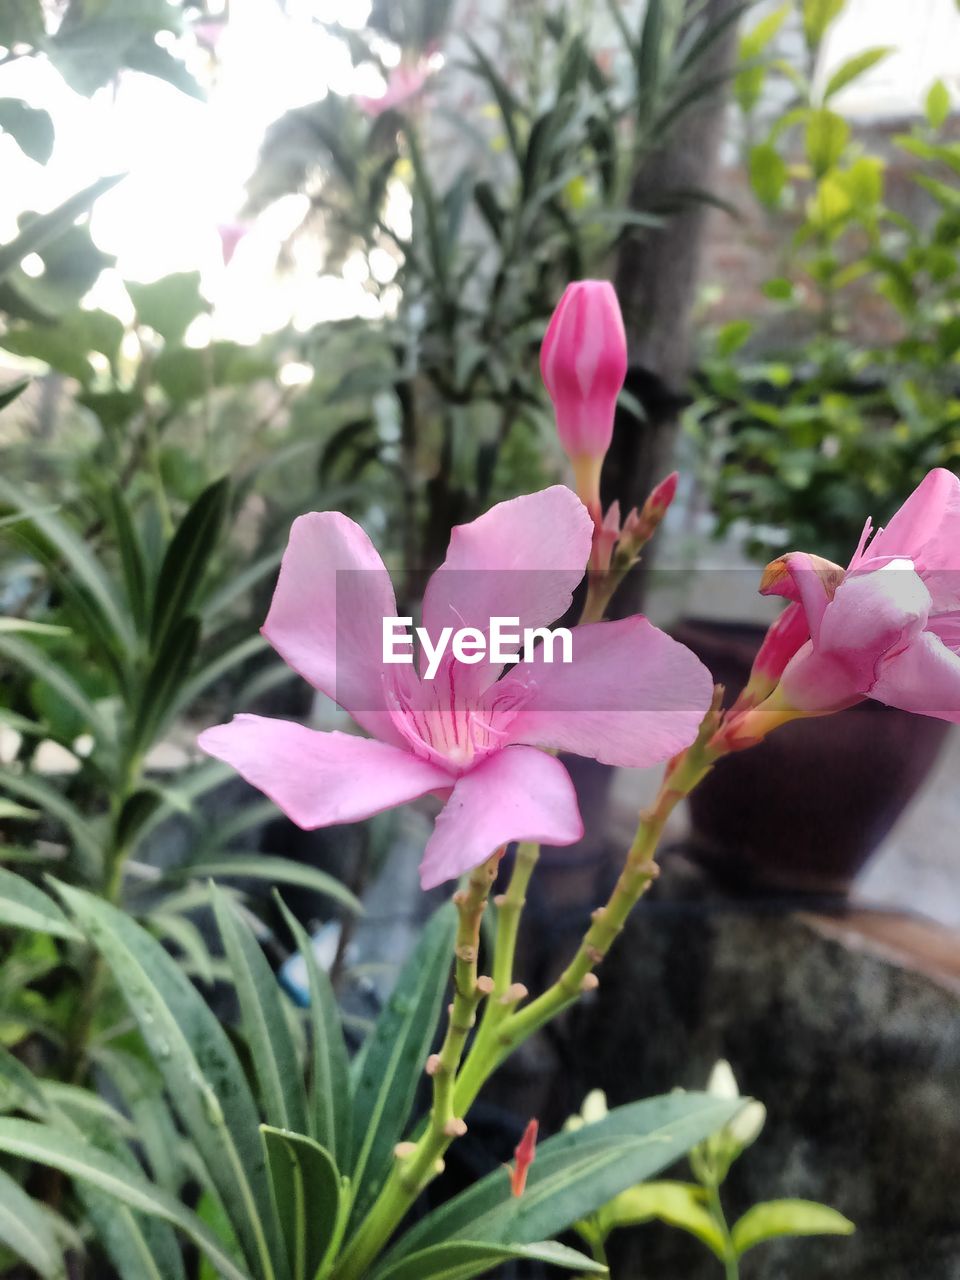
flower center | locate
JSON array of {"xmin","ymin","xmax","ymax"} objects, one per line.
[{"xmin": 383, "ymin": 660, "xmax": 532, "ymax": 772}]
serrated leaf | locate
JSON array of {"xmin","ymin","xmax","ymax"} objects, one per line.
[
  {"xmin": 260, "ymin": 1126, "xmax": 342, "ymax": 1280},
  {"xmin": 276, "ymin": 898, "xmax": 352, "ymax": 1166},
  {"xmin": 212, "ymin": 886, "xmax": 307, "ymax": 1135},
  {"xmin": 348, "ymin": 904, "xmax": 456, "ymax": 1228},
  {"xmin": 0, "ymin": 1119, "xmax": 250, "ymax": 1280},
  {"xmin": 731, "ymin": 1198, "xmax": 855, "ymax": 1257}
]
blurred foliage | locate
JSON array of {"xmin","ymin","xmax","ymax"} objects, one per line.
[
  {"xmin": 245, "ymin": 0, "xmax": 751, "ymax": 570},
  {"xmin": 688, "ymin": 0, "xmax": 960, "ymax": 564}
]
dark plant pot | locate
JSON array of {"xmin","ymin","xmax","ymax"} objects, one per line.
[{"xmin": 673, "ymin": 618, "xmax": 951, "ymax": 893}]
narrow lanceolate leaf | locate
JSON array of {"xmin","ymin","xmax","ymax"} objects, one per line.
[
  {"xmin": 593, "ymin": 1181, "xmax": 725, "ymax": 1259},
  {"xmin": 0, "ymin": 632, "xmax": 109, "ymax": 742},
  {"xmin": 382, "ymin": 1093, "xmax": 743, "ymax": 1265},
  {"xmin": 0, "ymin": 771, "xmax": 101, "ymax": 872},
  {"xmin": 0, "ymin": 474, "xmax": 134, "ymax": 654},
  {"xmin": 149, "ymin": 476, "xmax": 230, "ymax": 652},
  {"xmin": 731, "ymin": 1199, "xmax": 855, "ymax": 1257},
  {"xmin": 0, "ymin": 867, "xmax": 81, "ymax": 941},
  {"xmin": 372, "ymin": 1239, "xmax": 606, "ymax": 1280},
  {"xmin": 0, "ymin": 1164, "xmax": 65, "ymax": 1278},
  {"xmin": 0, "ymin": 1119, "xmax": 250, "ymax": 1280},
  {"xmin": 260, "ymin": 1127, "xmax": 342, "ymax": 1280},
  {"xmin": 276, "ymin": 899, "xmax": 352, "ymax": 1166},
  {"xmin": 212, "ymin": 886, "xmax": 308, "ymax": 1135},
  {"xmin": 177, "ymin": 856, "xmax": 362, "ymax": 916},
  {"xmin": 0, "ymin": 174, "xmax": 124, "ymax": 282},
  {"xmin": 52, "ymin": 884, "xmax": 287, "ymax": 1280},
  {"xmin": 348, "ymin": 905, "xmax": 456, "ymax": 1229}
]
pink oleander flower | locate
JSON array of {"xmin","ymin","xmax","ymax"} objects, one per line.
[
  {"xmin": 540, "ymin": 281, "xmax": 627, "ymax": 516},
  {"xmin": 758, "ymin": 468, "xmax": 960, "ymax": 724},
  {"xmin": 199, "ymin": 486, "xmax": 712, "ymax": 889},
  {"xmin": 355, "ymin": 63, "xmax": 430, "ymax": 117}
]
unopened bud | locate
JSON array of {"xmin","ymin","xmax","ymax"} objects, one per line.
[{"xmin": 510, "ymin": 1118, "xmax": 539, "ymax": 1197}]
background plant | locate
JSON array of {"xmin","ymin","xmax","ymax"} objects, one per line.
[{"xmin": 687, "ymin": 0, "xmax": 960, "ymax": 563}]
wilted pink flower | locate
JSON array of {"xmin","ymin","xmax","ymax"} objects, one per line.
[
  {"xmin": 540, "ymin": 281, "xmax": 627, "ymax": 515},
  {"xmin": 199, "ymin": 487, "xmax": 712, "ymax": 889},
  {"xmin": 759, "ymin": 469, "xmax": 960, "ymax": 723},
  {"xmin": 356, "ymin": 63, "xmax": 430, "ymax": 117}
]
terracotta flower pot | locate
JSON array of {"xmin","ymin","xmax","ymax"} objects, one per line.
[{"xmin": 673, "ymin": 618, "xmax": 951, "ymax": 893}]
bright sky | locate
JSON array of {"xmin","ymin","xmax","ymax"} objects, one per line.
[{"xmin": 0, "ymin": 0, "xmax": 384, "ymax": 341}]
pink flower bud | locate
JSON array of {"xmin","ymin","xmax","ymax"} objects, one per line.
[
  {"xmin": 510, "ymin": 1118, "xmax": 538, "ymax": 1197},
  {"xmin": 540, "ymin": 281, "xmax": 627, "ymax": 467}
]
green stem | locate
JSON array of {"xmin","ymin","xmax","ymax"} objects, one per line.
[
  {"xmin": 333, "ymin": 852, "xmax": 500, "ymax": 1280},
  {"xmin": 707, "ymin": 1183, "xmax": 739, "ymax": 1280}
]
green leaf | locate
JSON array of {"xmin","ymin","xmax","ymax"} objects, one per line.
[
  {"xmin": 373, "ymin": 1239, "xmax": 606, "ymax": 1280},
  {"xmin": 926, "ymin": 79, "xmax": 952, "ymax": 130},
  {"xmin": 383, "ymin": 1093, "xmax": 742, "ymax": 1265},
  {"xmin": 0, "ymin": 175, "xmax": 123, "ymax": 284},
  {"xmin": 201, "ymin": 547, "xmax": 284, "ymax": 622},
  {"xmin": 748, "ymin": 142, "xmax": 787, "ymax": 207},
  {"xmin": 0, "ymin": 309, "xmax": 123, "ymax": 385},
  {"xmin": 0, "ymin": 797, "xmax": 39, "ymax": 820},
  {"xmin": 0, "ymin": 632, "xmax": 108, "ymax": 742},
  {"xmin": 805, "ymin": 108, "xmax": 850, "ymax": 177},
  {"xmin": 149, "ymin": 476, "xmax": 229, "ymax": 652},
  {"xmin": 0, "ymin": 1165, "xmax": 65, "ymax": 1278},
  {"xmin": 823, "ymin": 48, "xmax": 891, "ymax": 101},
  {"xmin": 348, "ymin": 904, "xmax": 456, "ymax": 1227},
  {"xmin": 260, "ymin": 1126, "xmax": 342, "ymax": 1280},
  {"xmin": 53, "ymin": 884, "xmax": 285, "ymax": 1280},
  {"xmin": 0, "ymin": 0, "xmax": 45, "ymax": 47},
  {"xmin": 735, "ymin": 3, "xmax": 790, "ymax": 113},
  {"xmin": 106, "ymin": 483, "xmax": 149, "ymax": 634},
  {"xmin": 212, "ymin": 885, "xmax": 308, "ymax": 1135},
  {"xmin": 153, "ymin": 342, "xmax": 274, "ymax": 405},
  {"xmin": 127, "ymin": 272, "xmax": 207, "ymax": 345},
  {"xmin": 802, "ymin": 0, "xmax": 845, "ymax": 49},
  {"xmin": 0, "ymin": 1119, "xmax": 251, "ymax": 1280},
  {"xmin": 176, "ymin": 856, "xmax": 362, "ymax": 916},
  {"xmin": 0, "ymin": 99, "xmax": 54, "ymax": 163},
  {"xmin": 0, "ymin": 772, "xmax": 100, "ymax": 871},
  {"xmin": 716, "ymin": 320, "xmax": 753, "ymax": 357},
  {"xmin": 0, "ymin": 474, "xmax": 134, "ymax": 655},
  {"xmin": 593, "ymin": 1180, "xmax": 725, "ymax": 1258},
  {"xmin": 0, "ymin": 377, "xmax": 28, "ymax": 410},
  {"xmin": 168, "ymin": 634, "xmax": 269, "ymax": 720},
  {"xmin": 731, "ymin": 1198, "xmax": 855, "ymax": 1257},
  {"xmin": 276, "ymin": 899, "xmax": 352, "ymax": 1166},
  {"xmin": 0, "ymin": 867, "xmax": 81, "ymax": 942}
]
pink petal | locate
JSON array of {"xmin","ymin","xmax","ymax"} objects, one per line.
[
  {"xmin": 760, "ymin": 552, "xmax": 842, "ymax": 641},
  {"xmin": 418, "ymin": 746, "xmax": 583, "ymax": 889},
  {"xmin": 818, "ymin": 559, "xmax": 931, "ymax": 689},
  {"xmin": 498, "ymin": 617, "xmax": 713, "ymax": 768},
  {"xmin": 777, "ymin": 640, "xmax": 865, "ymax": 715},
  {"xmin": 870, "ymin": 630, "xmax": 960, "ymax": 722},
  {"xmin": 198, "ymin": 715, "xmax": 453, "ymax": 829},
  {"xmin": 420, "ymin": 486, "xmax": 593, "ymax": 687},
  {"xmin": 262, "ymin": 512, "xmax": 401, "ymax": 744},
  {"xmin": 868, "ymin": 469, "xmax": 960, "ymax": 567}
]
